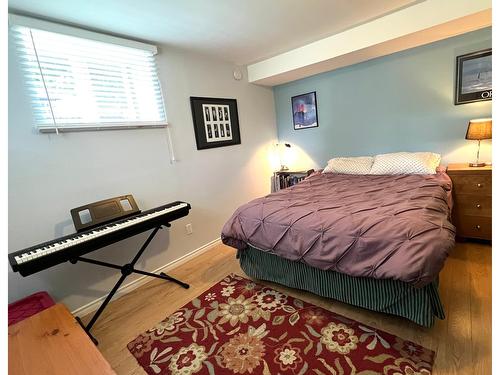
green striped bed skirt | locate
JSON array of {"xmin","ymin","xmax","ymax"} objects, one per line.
[{"xmin": 238, "ymin": 246, "xmax": 445, "ymax": 327}]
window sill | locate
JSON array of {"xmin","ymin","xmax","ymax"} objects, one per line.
[{"xmin": 37, "ymin": 123, "xmax": 168, "ymax": 133}]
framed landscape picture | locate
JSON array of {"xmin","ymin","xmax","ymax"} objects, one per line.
[
  {"xmin": 455, "ymin": 49, "xmax": 492, "ymax": 105},
  {"xmin": 291, "ymin": 91, "xmax": 318, "ymax": 130},
  {"xmin": 190, "ymin": 97, "xmax": 241, "ymax": 150}
]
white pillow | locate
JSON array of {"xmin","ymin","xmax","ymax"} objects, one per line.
[
  {"xmin": 414, "ymin": 152, "xmax": 441, "ymax": 171},
  {"xmin": 323, "ymin": 156, "xmax": 374, "ymax": 174},
  {"xmin": 369, "ymin": 152, "xmax": 441, "ymax": 175}
]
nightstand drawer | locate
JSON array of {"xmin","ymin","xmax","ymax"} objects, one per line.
[
  {"xmin": 453, "ymin": 194, "xmax": 492, "ymax": 217},
  {"xmin": 453, "ymin": 215, "xmax": 491, "ymax": 240},
  {"xmin": 452, "ymin": 174, "xmax": 492, "ymax": 195}
]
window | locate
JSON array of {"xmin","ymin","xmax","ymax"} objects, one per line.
[{"xmin": 10, "ymin": 15, "xmax": 167, "ymax": 133}]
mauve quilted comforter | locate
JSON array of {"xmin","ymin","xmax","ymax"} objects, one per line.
[{"xmin": 222, "ymin": 172, "xmax": 456, "ymax": 287}]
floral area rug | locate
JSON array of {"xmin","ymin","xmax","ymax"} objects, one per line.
[{"xmin": 128, "ymin": 274, "xmax": 434, "ymax": 374}]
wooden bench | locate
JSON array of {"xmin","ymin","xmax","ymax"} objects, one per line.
[{"xmin": 8, "ymin": 303, "xmax": 115, "ymax": 375}]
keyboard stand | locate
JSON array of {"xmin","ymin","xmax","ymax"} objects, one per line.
[{"xmin": 71, "ymin": 225, "xmax": 190, "ymax": 345}]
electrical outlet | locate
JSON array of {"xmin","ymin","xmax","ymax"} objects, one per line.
[{"xmin": 185, "ymin": 223, "xmax": 193, "ymax": 235}]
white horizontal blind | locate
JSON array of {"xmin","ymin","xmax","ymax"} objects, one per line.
[{"xmin": 10, "ymin": 21, "xmax": 167, "ymax": 132}]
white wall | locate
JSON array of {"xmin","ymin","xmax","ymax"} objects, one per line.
[{"xmin": 8, "ymin": 39, "xmax": 277, "ymax": 311}]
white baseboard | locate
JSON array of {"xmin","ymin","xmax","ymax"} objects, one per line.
[{"xmin": 71, "ymin": 237, "xmax": 222, "ymax": 317}]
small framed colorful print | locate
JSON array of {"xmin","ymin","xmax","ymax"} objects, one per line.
[
  {"xmin": 190, "ymin": 97, "xmax": 241, "ymax": 150},
  {"xmin": 291, "ymin": 91, "xmax": 318, "ymax": 130}
]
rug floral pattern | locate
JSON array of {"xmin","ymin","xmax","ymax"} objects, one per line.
[{"xmin": 128, "ymin": 274, "xmax": 434, "ymax": 374}]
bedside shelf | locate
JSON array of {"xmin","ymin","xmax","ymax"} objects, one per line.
[{"xmin": 272, "ymin": 170, "xmax": 313, "ymax": 192}]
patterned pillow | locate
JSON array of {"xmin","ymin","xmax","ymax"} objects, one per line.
[
  {"xmin": 323, "ymin": 156, "xmax": 374, "ymax": 174},
  {"xmin": 369, "ymin": 152, "xmax": 441, "ymax": 175}
]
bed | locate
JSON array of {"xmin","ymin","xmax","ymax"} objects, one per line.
[{"xmin": 221, "ymin": 170, "xmax": 456, "ymax": 327}]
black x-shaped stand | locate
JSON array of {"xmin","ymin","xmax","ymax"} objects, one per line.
[{"xmin": 71, "ymin": 224, "xmax": 190, "ymax": 345}]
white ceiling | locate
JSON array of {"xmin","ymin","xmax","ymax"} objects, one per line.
[{"xmin": 8, "ymin": 0, "xmax": 418, "ymax": 65}]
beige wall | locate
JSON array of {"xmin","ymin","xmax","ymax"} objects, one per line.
[{"xmin": 8, "ymin": 41, "xmax": 277, "ymax": 311}]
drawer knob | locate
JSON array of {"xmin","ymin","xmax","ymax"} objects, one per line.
[
  {"xmin": 477, "ymin": 183, "xmax": 483, "ymax": 188},
  {"xmin": 476, "ymin": 204, "xmax": 482, "ymax": 208},
  {"xmin": 475, "ymin": 225, "xmax": 481, "ymax": 230}
]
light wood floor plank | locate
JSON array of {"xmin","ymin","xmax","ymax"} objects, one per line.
[
  {"xmin": 83, "ymin": 241, "xmax": 491, "ymax": 374},
  {"xmin": 467, "ymin": 242, "xmax": 492, "ymax": 375},
  {"xmin": 436, "ymin": 244, "xmax": 473, "ymax": 374}
]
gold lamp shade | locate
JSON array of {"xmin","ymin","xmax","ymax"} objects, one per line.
[
  {"xmin": 465, "ymin": 118, "xmax": 492, "ymax": 140},
  {"xmin": 465, "ymin": 118, "xmax": 492, "ymax": 167}
]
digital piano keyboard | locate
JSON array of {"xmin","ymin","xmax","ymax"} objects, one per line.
[{"xmin": 9, "ymin": 201, "xmax": 191, "ymax": 277}]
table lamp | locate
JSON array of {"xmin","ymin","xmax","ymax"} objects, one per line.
[
  {"xmin": 465, "ymin": 118, "xmax": 492, "ymax": 167},
  {"xmin": 275, "ymin": 142, "xmax": 291, "ymax": 171}
]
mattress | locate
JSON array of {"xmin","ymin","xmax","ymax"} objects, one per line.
[{"xmin": 222, "ymin": 172, "xmax": 456, "ymax": 287}]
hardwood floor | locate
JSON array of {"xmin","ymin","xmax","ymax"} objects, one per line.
[{"xmin": 83, "ymin": 241, "xmax": 491, "ymax": 375}]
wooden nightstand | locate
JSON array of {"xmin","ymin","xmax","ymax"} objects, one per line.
[{"xmin": 447, "ymin": 163, "xmax": 492, "ymax": 241}]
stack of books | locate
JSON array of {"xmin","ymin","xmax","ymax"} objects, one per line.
[{"xmin": 271, "ymin": 171, "xmax": 309, "ymax": 192}]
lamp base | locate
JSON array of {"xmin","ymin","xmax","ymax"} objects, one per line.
[{"xmin": 469, "ymin": 162, "xmax": 486, "ymax": 167}]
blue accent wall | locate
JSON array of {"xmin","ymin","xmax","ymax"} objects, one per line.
[{"xmin": 273, "ymin": 28, "xmax": 492, "ymax": 168}]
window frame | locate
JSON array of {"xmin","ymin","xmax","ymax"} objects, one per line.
[{"xmin": 9, "ymin": 14, "xmax": 169, "ymax": 133}]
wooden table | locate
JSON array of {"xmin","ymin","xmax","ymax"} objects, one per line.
[{"xmin": 8, "ymin": 303, "xmax": 116, "ymax": 375}]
